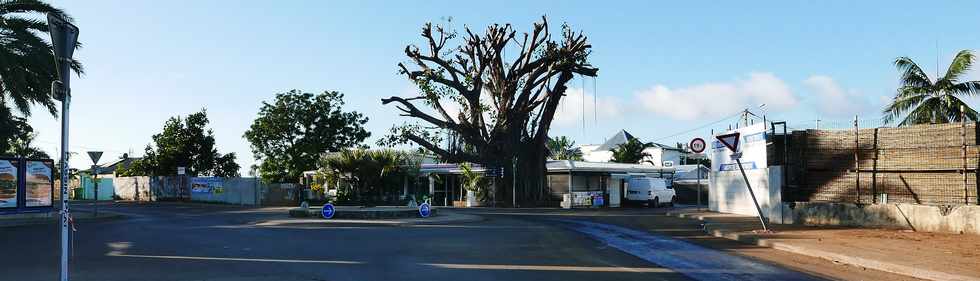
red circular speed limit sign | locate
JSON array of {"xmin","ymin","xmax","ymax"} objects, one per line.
[{"xmin": 689, "ymin": 138, "xmax": 706, "ymax": 153}]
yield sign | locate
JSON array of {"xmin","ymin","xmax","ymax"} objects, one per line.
[
  {"xmin": 87, "ymin": 151, "xmax": 103, "ymax": 165},
  {"xmin": 715, "ymin": 132, "xmax": 740, "ymax": 152}
]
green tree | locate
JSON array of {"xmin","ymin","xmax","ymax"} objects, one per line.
[
  {"xmin": 547, "ymin": 136, "xmax": 583, "ymax": 161},
  {"xmin": 459, "ymin": 163, "xmax": 490, "ymax": 202},
  {"xmin": 245, "ymin": 90, "xmax": 369, "ymax": 183},
  {"xmin": 0, "ymin": 0, "xmax": 83, "ymax": 118},
  {"xmin": 0, "ymin": 107, "xmax": 35, "ymax": 154},
  {"xmin": 124, "ymin": 109, "xmax": 240, "ymax": 177},
  {"xmin": 883, "ymin": 50, "xmax": 980, "ymax": 125},
  {"xmin": 611, "ymin": 138, "xmax": 653, "ymax": 164},
  {"xmin": 3, "ymin": 131, "xmax": 48, "ymax": 158},
  {"xmin": 318, "ymin": 149, "xmax": 416, "ymax": 204}
]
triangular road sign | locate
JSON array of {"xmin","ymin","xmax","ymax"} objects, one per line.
[
  {"xmin": 87, "ymin": 151, "xmax": 103, "ymax": 165},
  {"xmin": 716, "ymin": 132, "xmax": 741, "ymax": 152}
]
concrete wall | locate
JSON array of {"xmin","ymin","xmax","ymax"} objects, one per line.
[
  {"xmin": 112, "ymin": 176, "xmax": 265, "ymax": 205},
  {"xmin": 189, "ymin": 177, "xmax": 261, "ymax": 205},
  {"xmin": 112, "ymin": 176, "xmax": 151, "ymax": 201},
  {"xmin": 779, "ymin": 202, "xmax": 980, "ymax": 235},
  {"xmin": 710, "ymin": 166, "xmax": 783, "ymax": 221}
]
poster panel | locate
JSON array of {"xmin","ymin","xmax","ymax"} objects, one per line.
[
  {"xmin": 191, "ymin": 177, "xmax": 214, "ymax": 194},
  {"xmin": 25, "ymin": 160, "xmax": 53, "ymax": 207},
  {"xmin": 0, "ymin": 159, "xmax": 17, "ymax": 208}
]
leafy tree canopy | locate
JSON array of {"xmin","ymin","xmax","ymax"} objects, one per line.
[
  {"xmin": 244, "ymin": 90, "xmax": 369, "ymax": 183},
  {"xmin": 611, "ymin": 138, "xmax": 653, "ymax": 164},
  {"xmin": 547, "ymin": 136, "xmax": 583, "ymax": 161},
  {"xmin": 119, "ymin": 109, "xmax": 240, "ymax": 177}
]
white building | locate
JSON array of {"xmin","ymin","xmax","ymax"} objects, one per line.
[{"xmin": 579, "ymin": 130, "xmax": 687, "ymax": 167}]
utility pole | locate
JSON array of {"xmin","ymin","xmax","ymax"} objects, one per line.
[{"xmin": 48, "ymin": 14, "xmax": 79, "ymax": 281}]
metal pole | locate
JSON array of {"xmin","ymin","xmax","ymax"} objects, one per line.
[
  {"xmin": 963, "ymin": 105, "xmax": 968, "ymax": 204},
  {"xmin": 697, "ymin": 164, "xmax": 702, "ymax": 211},
  {"xmin": 93, "ymin": 170, "xmax": 98, "ymax": 217},
  {"xmin": 512, "ymin": 158, "xmax": 516, "ymax": 208},
  {"xmin": 735, "ymin": 158, "xmax": 769, "ymax": 231},
  {"xmin": 854, "ymin": 115, "xmax": 860, "ymax": 204},
  {"xmin": 56, "ymin": 80, "xmax": 70, "ymax": 281}
]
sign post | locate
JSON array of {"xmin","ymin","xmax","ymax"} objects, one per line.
[
  {"xmin": 715, "ymin": 132, "xmax": 770, "ymax": 232},
  {"xmin": 321, "ymin": 203, "xmax": 335, "ymax": 219},
  {"xmin": 690, "ymin": 138, "xmax": 706, "ymax": 211},
  {"xmin": 419, "ymin": 202, "xmax": 432, "ymax": 218},
  {"xmin": 87, "ymin": 151, "xmax": 102, "ymax": 217},
  {"xmin": 48, "ymin": 14, "xmax": 79, "ymax": 281}
]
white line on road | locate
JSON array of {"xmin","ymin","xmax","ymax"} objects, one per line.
[{"xmin": 106, "ymin": 252, "xmax": 363, "ymax": 264}]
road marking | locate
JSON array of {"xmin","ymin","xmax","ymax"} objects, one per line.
[
  {"xmin": 106, "ymin": 252, "xmax": 363, "ymax": 264},
  {"xmin": 422, "ymin": 263, "xmax": 673, "ymax": 273},
  {"xmin": 558, "ymin": 220, "xmax": 819, "ymax": 281}
]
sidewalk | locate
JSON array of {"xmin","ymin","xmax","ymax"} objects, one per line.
[
  {"xmin": 266, "ymin": 209, "xmax": 484, "ymax": 228},
  {"xmin": 0, "ymin": 211, "xmax": 124, "ymax": 227},
  {"xmin": 665, "ymin": 207, "xmax": 980, "ymax": 281}
]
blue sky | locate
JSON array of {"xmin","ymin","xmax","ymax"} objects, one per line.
[{"xmin": 27, "ymin": 0, "xmax": 980, "ymax": 173}]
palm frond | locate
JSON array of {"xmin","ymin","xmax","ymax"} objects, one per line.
[
  {"xmin": 882, "ymin": 87, "xmax": 928, "ymax": 124},
  {"xmin": 899, "ymin": 97, "xmax": 942, "ymax": 126},
  {"xmin": 0, "ymin": 0, "xmax": 71, "ymax": 21},
  {"xmin": 943, "ymin": 50, "xmax": 974, "ymax": 83},
  {"xmin": 894, "ymin": 56, "xmax": 933, "ymax": 88}
]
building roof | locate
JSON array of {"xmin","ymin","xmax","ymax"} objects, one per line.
[
  {"xmin": 595, "ymin": 130, "xmax": 635, "ymax": 151},
  {"xmin": 83, "ymin": 157, "xmax": 140, "ymax": 175},
  {"xmin": 674, "ymin": 164, "xmax": 709, "ymax": 173},
  {"xmin": 546, "ymin": 160, "xmax": 675, "ymax": 174},
  {"xmin": 419, "ymin": 163, "xmax": 489, "ymax": 174}
]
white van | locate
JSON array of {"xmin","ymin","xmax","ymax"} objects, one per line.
[{"xmin": 625, "ymin": 177, "xmax": 675, "ymax": 207}]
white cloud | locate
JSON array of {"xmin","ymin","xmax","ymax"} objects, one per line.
[
  {"xmin": 553, "ymin": 87, "xmax": 623, "ymax": 127},
  {"xmin": 803, "ymin": 75, "xmax": 868, "ymax": 117},
  {"xmin": 634, "ymin": 72, "xmax": 797, "ymax": 120}
]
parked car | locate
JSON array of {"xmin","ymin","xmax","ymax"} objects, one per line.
[{"xmin": 625, "ymin": 177, "xmax": 675, "ymax": 207}]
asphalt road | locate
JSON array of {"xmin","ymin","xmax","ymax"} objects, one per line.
[{"xmin": 0, "ymin": 202, "xmax": 698, "ymax": 281}]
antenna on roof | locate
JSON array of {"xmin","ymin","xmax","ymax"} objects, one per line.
[{"xmin": 581, "ymin": 76, "xmax": 586, "ymax": 140}]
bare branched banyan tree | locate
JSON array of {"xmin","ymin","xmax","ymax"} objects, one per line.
[{"xmin": 381, "ymin": 16, "xmax": 597, "ymax": 205}]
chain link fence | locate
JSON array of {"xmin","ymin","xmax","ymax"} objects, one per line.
[{"xmin": 782, "ymin": 118, "xmax": 978, "ymax": 206}]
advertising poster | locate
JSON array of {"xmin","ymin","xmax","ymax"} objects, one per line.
[
  {"xmin": 191, "ymin": 177, "xmax": 223, "ymax": 201},
  {"xmin": 191, "ymin": 177, "xmax": 213, "ymax": 194},
  {"xmin": 0, "ymin": 159, "xmax": 18, "ymax": 208},
  {"xmin": 25, "ymin": 160, "xmax": 53, "ymax": 207}
]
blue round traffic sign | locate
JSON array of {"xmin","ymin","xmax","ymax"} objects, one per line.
[
  {"xmin": 321, "ymin": 203, "xmax": 335, "ymax": 219},
  {"xmin": 418, "ymin": 203, "xmax": 431, "ymax": 218}
]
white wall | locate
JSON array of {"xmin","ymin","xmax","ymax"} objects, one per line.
[
  {"xmin": 709, "ymin": 166, "xmax": 782, "ymax": 222},
  {"xmin": 583, "ymin": 150, "xmax": 613, "ymax": 162}
]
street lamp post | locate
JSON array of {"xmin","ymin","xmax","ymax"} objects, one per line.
[{"xmin": 48, "ymin": 14, "xmax": 79, "ymax": 281}]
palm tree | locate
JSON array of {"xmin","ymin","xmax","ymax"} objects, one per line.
[
  {"xmin": 611, "ymin": 138, "xmax": 654, "ymax": 164},
  {"xmin": 0, "ymin": 0, "xmax": 84, "ymax": 118},
  {"xmin": 547, "ymin": 136, "xmax": 583, "ymax": 161},
  {"xmin": 883, "ymin": 50, "xmax": 980, "ymax": 125}
]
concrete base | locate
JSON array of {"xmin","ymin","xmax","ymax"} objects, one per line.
[
  {"xmin": 780, "ymin": 202, "xmax": 980, "ymax": 235},
  {"xmin": 289, "ymin": 206, "xmax": 436, "ymax": 219}
]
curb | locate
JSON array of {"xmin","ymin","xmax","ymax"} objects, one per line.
[
  {"xmin": 0, "ymin": 212, "xmax": 126, "ymax": 228},
  {"xmin": 665, "ymin": 211, "xmax": 978, "ymax": 281},
  {"xmin": 278, "ymin": 211, "xmax": 484, "ymax": 226}
]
